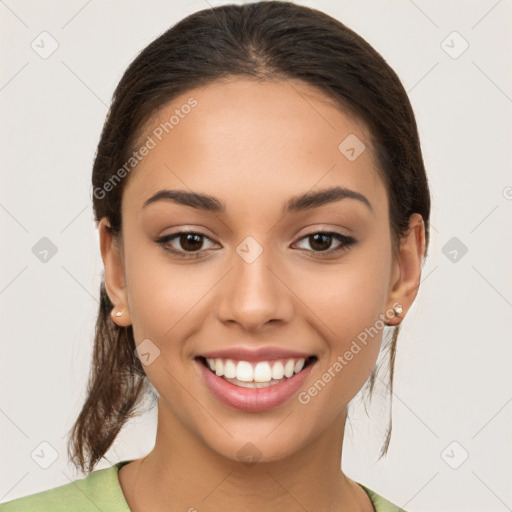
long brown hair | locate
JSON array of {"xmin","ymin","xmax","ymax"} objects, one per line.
[{"xmin": 68, "ymin": 0, "xmax": 431, "ymax": 475}]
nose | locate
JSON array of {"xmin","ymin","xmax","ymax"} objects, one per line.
[{"xmin": 215, "ymin": 240, "xmax": 294, "ymax": 332}]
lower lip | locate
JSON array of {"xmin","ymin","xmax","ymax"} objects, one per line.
[{"xmin": 197, "ymin": 359, "xmax": 315, "ymax": 412}]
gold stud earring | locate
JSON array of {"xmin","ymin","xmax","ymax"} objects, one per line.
[{"xmin": 393, "ymin": 304, "xmax": 403, "ymax": 317}]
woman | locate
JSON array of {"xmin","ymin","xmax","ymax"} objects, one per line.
[{"xmin": 0, "ymin": 1, "xmax": 430, "ymax": 510}]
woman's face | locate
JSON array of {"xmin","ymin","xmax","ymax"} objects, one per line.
[{"xmin": 101, "ymin": 78, "xmax": 418, "ymax": 463}]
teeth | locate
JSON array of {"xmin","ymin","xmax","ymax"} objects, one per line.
[
  {"xmin": 271, "ymin": 361, "xmax": 284, "ymax": 380},
  {"xmin": 254, "ymin": 362, "xmax": 272, "ymax": 382},
  {"xmin": 214, "ymin": 358, "xmax": 224, "ymax": 377},
  {"xmin": 223, "ymin": 359, "xmax": 237, "ymax": 379},
  {"xmin": 229, "ymin": 379, "xmax": 282, "ymax": 389},
  {"xmin": 236, "ymin": 361, "xmax": 253, "ymax": 382},
  {"xmin": 205, "ymin": 357, "xmax": 308, "ymax": 384},
  {"xmin": 283, "ymin": 359, "xmax": 295, "ymax": 378}
]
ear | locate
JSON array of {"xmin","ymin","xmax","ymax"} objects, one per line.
[
  {"xmin": 98, "ymin": 217, "xmax": 132, "ymax": 327},
  {"xmin": 385, "ymin": 213, "xmax": 426, "ymax": 326}
]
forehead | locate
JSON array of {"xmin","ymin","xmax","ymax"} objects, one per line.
[{"xmin": 123, "ymin": 78, "xmax": 387, "ymax": 220}]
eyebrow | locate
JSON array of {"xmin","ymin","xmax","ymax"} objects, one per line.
[{"xmin": 142, "ymin": 186, "xmax": 373, "ymax": 215}]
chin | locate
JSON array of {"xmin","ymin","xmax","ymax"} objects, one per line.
[{"xmin": 201, "ymin": 425, "xmax": 311, "ymax": 466}]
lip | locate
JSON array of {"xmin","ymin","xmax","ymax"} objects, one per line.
[
  {"xmin": 196, "ymin": 357, "xmax": 316, "ymax": 412},
  {"xmin": 199, "ymin": 346, "xmax": 315, "ymax": 362}
]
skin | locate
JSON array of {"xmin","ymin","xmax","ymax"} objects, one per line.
[{"xmin": 99, "ymin": 77, "xmax": 425, "ymax": 512}]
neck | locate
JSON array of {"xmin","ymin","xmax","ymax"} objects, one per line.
[{"xmin": 118, "ymin": 405, "xmax": 373, "ymax": 512}]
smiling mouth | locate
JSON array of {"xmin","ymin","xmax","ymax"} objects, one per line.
[{"xmin": 196, "ymin": 355, "xmax": 318, "ymax": 389}]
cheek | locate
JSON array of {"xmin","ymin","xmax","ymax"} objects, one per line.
[
  {"xmin": 297, "ymin": 281, "xmax": 385, "ymax": 422},
  {"xmin": 123, "ymin": 239, "xmax": 218, "ymax": 345},
  {"xmin": 295, "ymin": 243, "xmax": 391, "ymax": 405},
  {"xmin": 311, "ymin": 282, "xmax": 383, "ymax": 394},
  {"xmin": 298, "ymin": 245, "xmax": 392, "ymax": 342}
]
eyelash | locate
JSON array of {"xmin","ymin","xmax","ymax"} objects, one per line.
[{"xmin": 155, "ymin": 229, "xmax": 357, "ymax": 260}]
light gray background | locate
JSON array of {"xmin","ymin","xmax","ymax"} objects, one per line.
[{"xmin": 1, "ymin": 1, "xmax": 511, "ymax": 510}]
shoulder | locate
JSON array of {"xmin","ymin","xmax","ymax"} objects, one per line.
[
  {"xmin": 0, "ymin": 462, "xmax": 131, "ymax": 512},
  {"xmin": 358, "ymin": 483, "xmax": 407, "ymax": 512}
]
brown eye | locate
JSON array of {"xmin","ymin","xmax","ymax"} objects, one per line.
[
  {"xmin": 155, "ymin": 230, "xmax": 219, "ymax": 258},
  {"xmin": 294, "ymin": 231, "xmax": 356, "ymax": 257},
  {"xmin": 178, "ymin": 233, "xmax": 205, "ymax": 251},
  {"xmin": 308, "ymin": 233, "xmax": 334, "ymax": 251}
]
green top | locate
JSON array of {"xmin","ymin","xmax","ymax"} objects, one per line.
[{"xmin": 0, "ymin": 460, "xmax": 406, "ymax": 511}]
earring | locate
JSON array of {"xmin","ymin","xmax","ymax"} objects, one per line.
[
  {"xmin": 393, "ymin": 304, "xmax": 403, "ymax": 317},
  {"xmin": 110, "ymin": 309, "xmax": 124, "ymax": 318}
]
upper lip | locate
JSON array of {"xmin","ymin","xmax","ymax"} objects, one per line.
[{"xmin": 198, "ymin": 346, "xmax": 315, "ymax": 362}]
